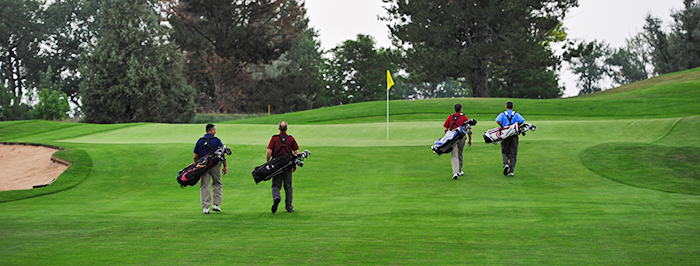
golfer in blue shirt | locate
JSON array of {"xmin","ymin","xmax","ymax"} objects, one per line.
[{"xmin": 495, "ymin": 101, "xmax": 525, "ymax": 176}]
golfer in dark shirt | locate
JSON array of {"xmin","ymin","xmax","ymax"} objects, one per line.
[
  {"xmin": 266, "ymin": 121, "xmax": 299, "ymax": 213},
  {"xmin": 193, "ymin": 123, "xmax": 227, "ymax": 214}
]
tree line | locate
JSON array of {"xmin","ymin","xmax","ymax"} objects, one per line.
[
  {"xmin": 1, "ymin": 0, "xmax": 699, "ymax": 122},
  {"xmin": 569, "ymin": 0, "xmax": 700, "ymax": 95}
]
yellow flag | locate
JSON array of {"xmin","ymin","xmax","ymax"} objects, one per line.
[{"xmin": 387, "ymin": 70, "xmax": 394, "ymax": 90}]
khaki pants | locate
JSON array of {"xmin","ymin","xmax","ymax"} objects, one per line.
[
  {"xmin": 200, "ymin": 163, "xmax": 222, "ymax": 209},
  {"xmin": 451, "ymin": 137, "xmax": 466, "ymax": 175}
]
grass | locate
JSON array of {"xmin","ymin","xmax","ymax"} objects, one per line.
[{"xmin": 1, "ymin": 68, "xmax": 700, "ymax": 264}]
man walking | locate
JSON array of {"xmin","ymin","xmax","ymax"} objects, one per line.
[
  {"xmin": 193, "ymin": 123, "xmax": 228, "ymax": 214},
  {"xmin": 443, "ymin": 103, "xmax": 472, "ymax": 180},
  {"xmin": 496, "ymin": 101, "xmax": 525, "ymax": 177},
  {"xmin": 266, "ymin": 121, "xmax": 299, "ymax": 213}
]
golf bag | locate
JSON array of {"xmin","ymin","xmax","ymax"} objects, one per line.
[
  {"xmin": 431, "ymin": 119, "xmax": 477, "ymax": 156},
  {"xmin": 251, "ymin": 150, "xmax": 310, "ymax": 184},
  {"xmin": 176, "ymin": 145, "xmax": 232, "ymax": 188},
  {"xmin": 483, "ymin": 123, "xmax": 536, "ymax": 144}
]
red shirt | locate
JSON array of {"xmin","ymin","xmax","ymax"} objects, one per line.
[
  {"xmin": 267, "ymin": 132, "xmax": 299, "ymax": 157},
  {"xmin": 443, "ymin": 112, "xmax": 469, "ymax": 131}
]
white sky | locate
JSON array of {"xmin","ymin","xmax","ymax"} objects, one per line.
[{"xmin": 304, "ymin": 0, "xmax": 686, "ymax": 97}]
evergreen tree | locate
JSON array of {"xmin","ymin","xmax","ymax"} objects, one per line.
[
  {"xmin": 383, "ymin": 0, "xmax": 578, "ymax": 97},
  {"xmin": 169, "ymin": 0, "xmax": 306, "ymax": 113},
  {"xmin": 80, "ymin": 0, "xmax": 194, "ymax": 123},
  {"xmin": 669, "ymin": 0, "xmax": 700, "ymax": 71},
  {"xmin": 323, "ymin": 34, "xmax": 398, "ymax": 105},
  {"xmin": 606, "ymin": 34, "xmax": 650, "ymax": 86},
  {"xmin": 489, "ymin": 68, "xmax": 563, "ymax": 99},
  {"xmin": 644, "ymin": 14, "xmax": 676, "ymax": 75},
  {"xmin": 570, "ymin": 40, "xmax": 611, "ymax": 95},
  {"xmin": 0, "ymin": 0, "xmax": 45, "ymax": 119},
  {"xmin": 30, "ymin": 66, "xmax": 71, "ymax": 120},
  {"xmin": 43, "ymin": 0, "xmax": 104, "ymax": 106}
]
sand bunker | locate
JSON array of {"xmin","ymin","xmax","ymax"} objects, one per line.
[{"xmin": 0, "ymin": 144, "xmax": 69, "ymax": 191}]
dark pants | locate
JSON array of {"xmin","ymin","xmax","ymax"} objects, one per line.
[
  {"xmin": 501, "ymin": 135, "xmax": 519, "ymax": 173},
  {"xmin": 272, "ymin": 170, "xmax": 293, "ymax": 212}
]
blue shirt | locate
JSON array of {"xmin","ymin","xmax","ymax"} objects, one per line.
[
  {"xmin": 496, "ymin": 110, "xmax": 525, "ymax": 127},
  {"xmin": 193, "ymin": 133, "xmax": 224, "ymax": 158}
]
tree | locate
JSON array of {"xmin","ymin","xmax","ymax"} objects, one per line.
[
  {"xmin": 569, "ymin": 40, "xmax": 611, "ymax": 95},
  {"xmin": 668, "ymin": 0, "xmax": 700, "ymax": 71},
  {"xmin": 489, "ymin": 68, "xmax": 563, "ymax": 98},
  {"xmin": 30, "ymin": 66, "xmax": 71, "ymax": 120},
  {"xmin": 0, "ymin": 0, "xmax": 45, "ymax": 117},
  {"xmin": 42, "ymin": 0, "xmax": 104, "ymax": 106},
  {"xmin": 170, "ymin": 0, "xmax": 306, "ymax": 113},
  {"xmin": 644, "ymin": 14, "xmax": 676, "ymax": 75},
  {"xmin": 323, "ymin": 34, "xmax": 398, "ymax": 105},
  {"xmin": 80, "ymin": 0, "xmax": 195, "ymax": 123},
  {"xmin": 392, "ymin": 79, "xmax": 472, "ymax": 100},
  {"xmin": 240, "ymin": 26, "xmax": 326, "ymax": 113},
  {"xmin": 0, "ymin": 83, "xmax": 32, "ymax": 121},
  {"xmin": 382, "ymin": 0, "xmax": 578, "ymax": 97},
  {"xmin": 606, "ymin": 33, "xmax": 650, "ymax": 86}
]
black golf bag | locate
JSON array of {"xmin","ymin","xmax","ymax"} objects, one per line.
[
  {"xmin": 177, "ymin": 145, "xmax": 231, "ymax": 188},
  {"xmin": 252, "ymin": 150, "xmax": 310, "ymax": 184},
  {"xmin": 431, "ymin": 118, "xmax": 477, "ymax": 156}
]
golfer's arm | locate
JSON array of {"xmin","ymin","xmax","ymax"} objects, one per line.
[
  {"xmin": 193, "ymin": 153, "xmax": 198, "ymax": 162},
  {"xmin": 444, "ymin": 127, "xmax": 449, "ymax": 133},
  {"xmin": 266, "ymin": 149, "xmax": 272, "ymax": 162},
  {"xmin": 294, "ymin": 150, "xmax": 299, "ymax": 155}
]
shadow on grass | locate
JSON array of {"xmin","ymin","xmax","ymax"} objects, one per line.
[
  {"xmin": 0, "ymin": 144, "xmax": 92, "ymax": 203},
  {"xmin": 581, "ymin": 142, "xmax": 700, "ymax": 195}
]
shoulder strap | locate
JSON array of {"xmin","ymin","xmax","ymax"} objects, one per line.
[
  {"xmin": 273, "ymin": 135, "xmax": 292, "ymax": 156},
  {"xmin": 505, "ymin": 111, "xmax": 514, "ymax": 124},
  {"xmin": 451, "ymin": 114, "xmax": 463, "ymax": 129},
  {"xmin": 199, "ymin": 137, "xmax": 217, "ymax": 154}
]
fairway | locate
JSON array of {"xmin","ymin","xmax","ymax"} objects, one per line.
[{"xmin": 1, "ymin": 69, "xmax": 700, "ymax": 265}]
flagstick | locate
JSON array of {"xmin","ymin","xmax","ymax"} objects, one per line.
[{"xmin": 387, "ymin": 86, "xmax": 389, "ymax": 141}]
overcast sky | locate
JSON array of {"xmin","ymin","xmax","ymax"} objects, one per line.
[{"xmin": 304, "ymin": 0, "xmax": 686, "ymax": 97}]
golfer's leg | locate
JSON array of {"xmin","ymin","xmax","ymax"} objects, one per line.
[
  {"xmin": 211, "ymin": 164, "xmax": 223, "ymax": 206},
  {"xmin": 271, "ymin": 176, "xmax": 282, "ymax": 201},
  {"xmin": 450, "ymin": 144, "xmax": 460, "ymax": 175},
  {"xmin": 501, "ymin": 141, "xmax": 510, "ymax": 166},
  {"xmin": 510, "ymin": 137, "xmax": 519, "ymax": 173},
  {"xmin": 283, "ymin": 171, "xmax": 293, "ymax": 211},
  {"xmin": 200, "ymin": 172, "xmax": 212, "ymax": 209},
  {"xmin": 457, "ymin": 138, "xmax": 466, "ymax": 172}
]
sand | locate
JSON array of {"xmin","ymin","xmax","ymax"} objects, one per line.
[{"xmin": 0, "ymin": 144, "xmax": 69, "ymax": 191}]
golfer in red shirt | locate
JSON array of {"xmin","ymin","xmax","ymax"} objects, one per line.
[
  {"xmin": 266, "ymin": 121, "xmax": 299, "ymax": 213},
  {"xmin": 443, "ymin": 103, "xmax": 472, "ymax": 179}
]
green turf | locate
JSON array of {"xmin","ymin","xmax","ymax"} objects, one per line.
[{"xmin": 1, "ymin": 68, "xmax": 700, "ymax": 265}]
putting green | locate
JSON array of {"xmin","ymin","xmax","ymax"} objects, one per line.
[{"xmin": 58, "ymin": 117, "xmax": 681, "ymax": 147}]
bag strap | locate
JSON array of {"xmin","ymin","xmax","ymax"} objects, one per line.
[
  {"xmin": 503, "ymin": 111, "xmax": 515, "ymax": 125},
  {"xmin": 451, "ymin": 114, "xmax": 463, "ymax": 129},
  {"xmin": 273, "ymin": 135, "xmax": 293, "ymax": 157},
  {"xmin": 200, "ymin": 136, "xmax": 217, "ymax": 155}
]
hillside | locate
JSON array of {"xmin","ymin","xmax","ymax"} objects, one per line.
[{"xmin": 223, "ymin": 67, "xmax": 700, "ymax": 125}]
